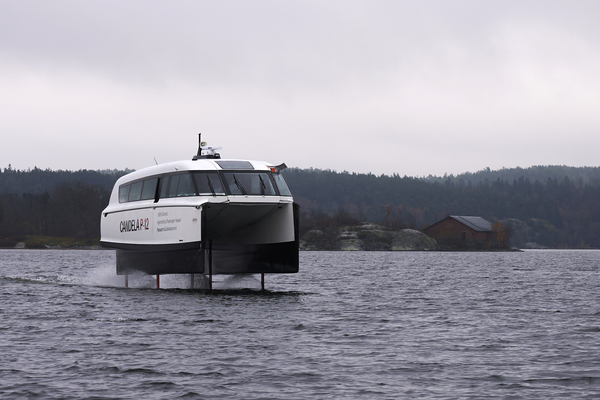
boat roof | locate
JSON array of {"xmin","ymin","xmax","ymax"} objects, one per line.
[{"xmin": 116, "ymin": 158, "xmax": 275, "ymax": 185}]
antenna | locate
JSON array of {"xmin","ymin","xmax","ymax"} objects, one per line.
[
  {"xmin": 195, "ymin": 133, "xmax": 202, "ymax": 158},
  {"xmin": 153, "ymin": 157, "xmax": 158, "ymax": 165}
]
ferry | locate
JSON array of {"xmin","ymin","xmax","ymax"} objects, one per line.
[{"xmin": 100, "ymin": 135, "xmax": 299, "ymax": 288}]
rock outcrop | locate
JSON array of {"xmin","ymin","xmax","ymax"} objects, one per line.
[
  {"xmin": 300, "ymin": 223, "xmax": 437, "ymax": 251},
  {"xmin": 391, "ymin": 229, "xmax": 438, "ymax": 251}
]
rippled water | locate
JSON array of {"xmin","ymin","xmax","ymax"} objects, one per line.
[{"xmin": 2, "ymin": 249, "xmax": 600, "ymax": 399}]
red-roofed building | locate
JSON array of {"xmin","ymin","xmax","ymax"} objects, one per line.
[{"xmin": 423, "ymin": 215, "xmax": 495, "ymax": 249}]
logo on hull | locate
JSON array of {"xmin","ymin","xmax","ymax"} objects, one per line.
[{"xmin": 120, "ymin": 218, "xmax": 150, "ymax": 232}]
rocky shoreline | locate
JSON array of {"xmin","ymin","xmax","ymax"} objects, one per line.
[
  {"xmin": 301, "ymin": 223, "xmax": 438, "ymax": 251},
  {"xmin": 4, "ymin": 227, "xmax": 520, "ymax": 251}
]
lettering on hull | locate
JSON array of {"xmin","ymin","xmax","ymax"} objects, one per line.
[
  {"xmin": 156, "ymin": 213, "xmax": 182, "ymax": 233},
  {"xmin": 120, "ymin": 218, "xmax": 150, "ymax": 233}
]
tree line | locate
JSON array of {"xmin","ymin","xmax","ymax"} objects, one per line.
[
  {"xmin": 0, "ymin": 167, "xmax": 124, "ymax": 246},
  {"xmin": 1, "ymin": 164, "xmax": 599, "ymax": 248},
  {"xmin": 282, "ymin": 167, "xmax": 600, "ymax": 248},
  {"xmin": 423, "ymin": 165, "xmax": 600, "ymax": 186}
]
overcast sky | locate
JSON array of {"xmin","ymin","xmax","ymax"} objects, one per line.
[{"xmin": 1, "ymin": 1, "xmax": 599, "ymax": 177}]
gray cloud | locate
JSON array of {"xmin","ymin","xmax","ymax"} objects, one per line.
[{"xmin": 1, "ymin": 1, "xmax": 599, "ymax": 176}]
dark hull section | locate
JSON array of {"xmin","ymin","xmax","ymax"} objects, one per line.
[
  {"xmin": 115, "ymin": 243, "xmax": 204, "ymax": 275},
  {"xmin": 206, "ymin": 202, "xmax": 299, "ymax": 274},
  {"xmin": 210, "ymin": 241, "xmax": 299, "ymax": 274}
]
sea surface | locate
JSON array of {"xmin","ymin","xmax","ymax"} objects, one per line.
[{"xmin": 2, "ymin": 249, "xmax": 600, "ymax": 399}]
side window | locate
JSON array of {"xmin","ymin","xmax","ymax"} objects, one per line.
[
  {"xmin": 118, "ymin": 176, "xmax": 167, "ymax": 203},
  {"xmin": 128, "ymin": 181, "xmax": 143, "ymax": 201},
  {"xmin": 273, "ymin": 174, "xmax": 292, "ymax": 196},
  {"xmin": 168, "ymin": 175, "xmax": 180, "ymax": 198},
  {"xmin": 140, "ymin": 178, "xmax": 158, "ymax": 200},
  {"xmin": 160, "ymin": 176, "xmax": 169, "ymax": 198},
  {"xmin": 119, "ymin": 185, "xmax": 130, "ymax": 203}
]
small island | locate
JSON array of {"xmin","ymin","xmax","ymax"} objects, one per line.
[{"xmin": 302, "ymin": 222, "xmax": 437, "ymax": 251}]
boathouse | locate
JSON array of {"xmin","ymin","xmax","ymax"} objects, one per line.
[{"xmin": 423, "ymin": 215, "xmax": 494, "ymax": 249}]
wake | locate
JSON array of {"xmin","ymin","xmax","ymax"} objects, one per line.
[
  {"xmin": 81, "ymin": 265, "xmax": 263, "ymax": 290},
  {"xmin": 2, "ymin": 263, "xmax": 263, "ymax": 291}
]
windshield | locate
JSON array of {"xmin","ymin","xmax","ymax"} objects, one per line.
[
  {"xmin": 194, "ymin": 172, "xmax": 226, "ymax": 196},
  {"xmin": 221, "ymin": 172, "xmax": 277, "ymax": 196}
]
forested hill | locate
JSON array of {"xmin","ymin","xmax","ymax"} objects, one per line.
[
  {"xmin": 282, "ymin": 164, "xmax": 600, "ymax": 219},
  {"xmin": 0, "ymin": 166, "xmax": 131, "ymax": 194},
  {"xmin": 423, "ymin": 165, "xmax": 600, "ymax": 186},
  {"xmin": 0, "ymin": 167, "xmax": 131, "ymax": 244},
  {"xmin": 1, "ymin": 164, "xmax": 600, "ymax": 248},
  {"xmin": 281, "ymin": 165, "xmax": 600, "ymax": 248}
]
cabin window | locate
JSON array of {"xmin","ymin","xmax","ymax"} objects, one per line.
[
  {"xmin": 140, "ymin": 178, "xmax": 158, "ymax": 200},
  {"xmin": 221, "ymin": 172, "xmax": 277, "ymax": 196},
  {"xmin": 167, "ymin": 175, "xmax": 180, "ymax": 198},
  {"xmin": 176, "ymin": 174, "xmax": 196, "ymax": 197},
  {"xmin": 128, "ymin": 181, "xmax": 143, "ymax": 202},
  {"xmin": 160, "ymin": 173, "xmax": 196, "ymax": 198},
  {"xmin": 194, "ymin": 172, "xmax": 225, "ymax": 196},
  {"xmin": 119, "ymin": 177, "xmax": 160, "ymax": 203},
  {"xmin": 273, "ymin": 173, "xmax": 292, "ymax": 196},
  {"xmin": 118, "ymin": 170, "xmax": 291, "ymax": 202},
  {"xmin": 159, "ymin": 177, "xmax": 169, "ymax": 198},
  {"xmin": 119, "ymin": 185, "xmax": 130, "ymax": 203}
]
